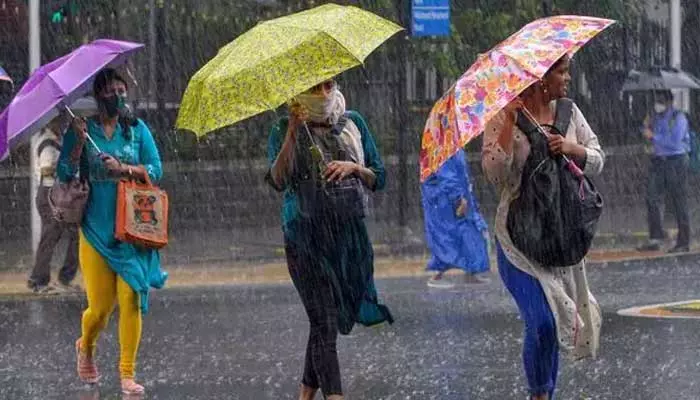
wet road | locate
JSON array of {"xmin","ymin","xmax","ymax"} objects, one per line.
[{"xmin": 1, "ymin": 254, "xmax": 699, "ymax": 400}]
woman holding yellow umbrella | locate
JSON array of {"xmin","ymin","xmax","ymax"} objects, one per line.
[
  {"xmin": 176, "ymin": 5, "xmax": 402, "ymax": 399},
  {"xmin": 268, "ymin": 79, "xmax": 393, "ymax": 400}
]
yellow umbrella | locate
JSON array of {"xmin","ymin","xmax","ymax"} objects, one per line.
[{"xmin": 176, "ymin": 3, "xmax": 403, "ymax": 136}]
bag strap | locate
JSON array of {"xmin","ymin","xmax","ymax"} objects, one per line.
[
  {"xmin": 515, "ymin": 110, "xmax": 537, "ymax": 137},
  {"xmin": 79, "ymin": 141, "xmax": 90, "ymax": 182},
  {"xmin": 37, "ymin": 138, "xmax": 61, "ymax": 158},
  {"xmin": 553, "ymin": 98, "xmax": 574, "ymax": 137},
  {"xmin": 669, "ymin": 109, "xmax": 686, "ymax": 132},
  {"xmin": 330, "ymin": 115, "xmax": 348, "ymax": 136},
  {"xmin": 515, "ymin": 99, "xmax": 574, "ymax": 138}
]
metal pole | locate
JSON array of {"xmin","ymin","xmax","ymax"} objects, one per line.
[
  {"xmin": 669, "ymin": 0, "xmax": 688, "ymax": 111},
  {"xmin": 148, "ymin": 0, "xmax": 156, "ymax": 103},
  {"xmin": 396, "ymin": 2, "xmax": 409, "ymax": 236},
  {"xmin": 670, "ymin": 0, "xmax": 681, "ymax": 68},
  {"xmin": 29, "ymin": 0, "xmax": 41, "ymax": 257}
]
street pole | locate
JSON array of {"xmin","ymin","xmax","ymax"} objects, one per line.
[
  {"xmin": 669, "ymin": 0, "xmax": 687, "ymax": 111},
  {"xmin": 29, "ymin": 0, "xmax": 41, "ymax": 258},
  {"xmin": 148, "ymin": 0, "xmax": 156, "ymax": 105},
  {"xmin": 670, "ymin": 0, "xmax": 681, "ymax": 68},
  {"xmin": 396, "ymin": 1, "xmax": 410, "ymax": 240}
]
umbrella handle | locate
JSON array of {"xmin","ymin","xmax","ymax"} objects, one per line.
[{"xmin": 64, "ymin": 105, "xmax": 101, "ymax": 153}]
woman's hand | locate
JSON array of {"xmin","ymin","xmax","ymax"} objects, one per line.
[
  {"xmin": 503, "ymin": 97, "xmax": 524, "ymax": 122},
  {"xmin": 494, "ymin": 98, "xmax": 522, "ymax": 153},
  {"xmin": 287, "ymin": 102, "xmax": 309, "ymax": 141},
  {"xmin": 324, "ymin": 161, "xmax": 358, "ymax": 182},
  {"xmin": 100, "ymin": 153, "xmax": 123, "ymax": 176},
  {"xmin": 546, "ymin": 133, "xmax": 577, "ymax": 156},
  {"xmin": 455, "ymin": 197, "xmax": 468, "ymax": 218},
  {"xmin": 71, "ymin": 117, "xmax": 88, "ymax": 143}
]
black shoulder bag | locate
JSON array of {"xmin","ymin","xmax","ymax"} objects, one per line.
[
  {"xmin": 293, "ymin": 115, "xmax": 368, "ymax": 220},
  {"xmin": 506, "ymin": 98, "xmax": 604, "ymax": 267}
]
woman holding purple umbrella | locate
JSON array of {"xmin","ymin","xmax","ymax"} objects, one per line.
[{"xmin": 59, "ymin": 68, "xmax": 166, "ymax": 395}]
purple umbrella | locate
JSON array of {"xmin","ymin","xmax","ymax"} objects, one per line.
[{"xmin": 0, "ymin": 39, "xmax": 144, "ymax": 160}]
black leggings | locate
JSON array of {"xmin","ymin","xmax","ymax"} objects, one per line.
[{"xmin": 286, "ymin": 241, "xmax": 343, "ymax": 396}]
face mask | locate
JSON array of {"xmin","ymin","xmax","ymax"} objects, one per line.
[
  {"xmin": 294, "ymin": 92, "xmax": 332, "ymax": 118},
  {"xmin": 654, "ymin": 103, "xmax": 667, "ymax": 114},
  {"xmin": 99, "ymin": 94, "xmax": 126, "ymax": 117},
  {"xmin": 293, "ymin": 88, "xmax": 345, "ymax": 123}
]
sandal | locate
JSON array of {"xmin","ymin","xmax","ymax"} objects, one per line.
[
  {"xmin": 76, "ymin": 339, "xmax": 100, "ymax": 384},
  {"xmin": 121, "ymin": 378, "xmax": 145, "ymax": 395}
]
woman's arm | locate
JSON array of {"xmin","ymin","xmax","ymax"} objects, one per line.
[
  {"xmin": 57, "ymin": 124, "xmax": 86, "ymax": 182},
  {"xmin": 264, "ymin": 118, "xmax": 295, "ymax": 191},
  {"xmin": 482, "ymin": 107, "xmax": 517, "ymax": 186},
  {"xmin": 562, "ymin": 104, "xmax": 605, "ymax": 176},
  {"xmin": 115, "ymin": 121, "xmax": 162, "ymax": 183},
  {"xmin": 353, "ymin": 112, "xmax": 385, "ymax": 191},
  {"xmin": 323, "ymin": 113, "xmax": 384, "ymax": 190},
  {"xmin": 270, "ymin": 122, "xmax": 296, "ymax": 189}
]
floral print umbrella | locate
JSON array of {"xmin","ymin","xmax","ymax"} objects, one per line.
[
  {"xmin": 176, "ymin": 3, "xmax": 402, "ymax": 137},
  {"xmin": 419, "ymin": 15, "xmax": 615, "ymax": 182}
]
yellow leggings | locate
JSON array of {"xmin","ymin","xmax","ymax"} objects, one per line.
[{"xmin": 78, "ymin": 231, "xmax": 142, "ymax": 379}]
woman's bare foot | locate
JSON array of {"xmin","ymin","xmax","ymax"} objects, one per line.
[
  {"xmin": 75, "ymin": 339, "xmax": 100, "ymax": 384},
  {"xmin": 531, "ymin": 394, "xmax": 548, "ymax": 400},
  {"xmin": 327, "ymin": 396, "xmax": 344, "ymax": 400},
  {"xmin": 121, "ymin": 378, "xmax": 145, "ymax": 395},
  {"xmin": 299, "ymin": 384, "xmax": 317, "ymax": 400}
]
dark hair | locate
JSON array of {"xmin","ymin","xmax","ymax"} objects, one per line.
[
  {"xmin": 654, "ymin": 90, "xmax": 673, "ymax": 103},
  {"xmin": 309, "ymin": 79, "xmax": 336, "ymax": 93},
  {"xmin": 546, "ymin": 55, "xmax": 568, "ymax": 76},
  {"xmin": 93, "ymin": 68, "xmax": 128, "ymax": 97}
]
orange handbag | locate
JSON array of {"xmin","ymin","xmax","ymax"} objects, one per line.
[{"xmin": 115, "ymin": 172, "xmax": 169, "ymax": 249}]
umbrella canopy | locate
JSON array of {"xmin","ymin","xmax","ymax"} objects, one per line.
[
  {"xmin": 621, "ymin": 66, "xmax": 700, "ymax": 92},
  {"xmin": 176, "ymin": 3, "xmax": 402, "ymax": 136},
  {"xmin": 0, "ymin": 39, "xmax": 144, "ymax": 160},
  {"xmin": 420, "ymin": 15, "xmax": 615, "ymax": 181}
]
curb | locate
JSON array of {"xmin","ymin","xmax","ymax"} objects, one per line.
[{"xmin": 1, "ymin": 248, "xmax": 698, "ymax": 300}]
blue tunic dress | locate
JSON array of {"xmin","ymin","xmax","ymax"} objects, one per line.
[
  {"xmin": 421, "ymin": 149, "xmax": 489, "ymax": 274},
  {"xmin": 58, "ymin": 118, "xmax": 167, "ymax": 313}
]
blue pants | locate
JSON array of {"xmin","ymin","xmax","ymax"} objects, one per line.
[{"xmin": 497, "ymin": 243, "xmax": 559, "ymax": 399}]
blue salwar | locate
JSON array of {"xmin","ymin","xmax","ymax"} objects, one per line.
[{"xmin": 497, "ymin": 242, "xmax": 559, "ymax": 399}]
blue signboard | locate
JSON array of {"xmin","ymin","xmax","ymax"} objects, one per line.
[{"xmin": 411, "ymin": 0, "xmax": 450, "ymax": 37}]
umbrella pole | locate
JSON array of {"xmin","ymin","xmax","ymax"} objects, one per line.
[{"xmin": 64, "ymin": 105, "xmax": 102, "ymax": 153}]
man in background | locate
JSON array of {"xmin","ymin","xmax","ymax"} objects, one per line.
[
  {"xmin": 27, "ymin": 115, "xmax": 81, "ymax": 293},
  {"xmin": 638, "ymin": 90, "xmax": 691, "ymax": 253}
]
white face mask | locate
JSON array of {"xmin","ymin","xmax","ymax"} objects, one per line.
[
  {"xmin": 654, "ymin": 103, "xmax": 667, "ymax": 114},
  {"xmin": 293, "ymin": 87, "xmax": 346, "ymax": 124}
]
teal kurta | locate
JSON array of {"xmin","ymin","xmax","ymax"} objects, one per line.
[
  {"xmin": 58, "ymin": 118, "xmax": 167, "ymax": 313},
  {"xmin": 267, "ymin": 110, "xmax": 393, "ymax": 334}
]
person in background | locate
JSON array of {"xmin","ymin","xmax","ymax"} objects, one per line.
[
  {"xmin": 638, "ymin": 90, "xmax": 690, "ymax": 253},
  {"xmin": 27, "ymin": 114, "xmax": 81, "ymax": 293},
  {"xmin": 421, "ymin": 147, "xmax": 490, "ymax": 288}
]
